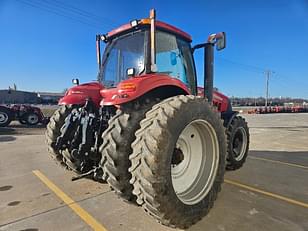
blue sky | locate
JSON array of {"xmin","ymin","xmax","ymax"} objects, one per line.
[{"xmin": 0, "ymin": 0, "xmax": 308, "ymax": 98}]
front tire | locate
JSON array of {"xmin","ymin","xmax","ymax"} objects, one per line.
[
  {"xmin": 129, "ymin": 95, "xmax": 226, "ymax": 229},
  {"xmin": 226, "ymin": 115, "xmax": 250, "ymax": 170}
]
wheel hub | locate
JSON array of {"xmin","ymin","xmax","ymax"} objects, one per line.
[
  {"xmin": 28, "ymin": 114, "xmax": 39, "ymax": 124},
  {"xmin": 0, "ymin": 112, "xmax": 8, "ymax": 124},
  {"xmin": 171, "ymin": 148, "xmax": 185, "ymax": 166},
  {"xmin": 171, "ymin": 119, "xmax": 219, "ymax": 205},
  {"xmin": 232, "ymin": 127, "xmax": 247, "ymax": 161}
]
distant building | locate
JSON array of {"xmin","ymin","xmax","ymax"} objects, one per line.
[
  {"xmin": 0, "ymin": 89, "xmax": 64, "ymax": 104},
  {"xmin": 37, "ymin": 92, "xmax": 64, "ymax": 104},
  {"xmin": 0, "ymin": 89, "xmax": 39, "ymax": 104}
]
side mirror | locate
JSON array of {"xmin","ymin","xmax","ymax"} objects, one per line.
[
  {"xmin": 170, "ymin": 52, "xmax": 177, "ymax": 65},
  {"xmin": 207, "ymin": 32, "xmax": 226, "ymax": 51},
  {"xmin": 216, "ymin": 32, "xmax": 226, "ymax": 51},
  {"xmin": 72, "ymin": 78, "xmax": 79, "ymax": 85}
]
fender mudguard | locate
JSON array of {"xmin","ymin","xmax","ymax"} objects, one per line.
[{"xmin": 100, "ymin": 74, "xmax": 190, "ymax": 106}]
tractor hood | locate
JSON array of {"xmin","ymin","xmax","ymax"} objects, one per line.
[
  {"xmin": 59, "ymin": 82, "xmax": 104, "ymax": 106},
  {"xmin": 67, "ymin": 82, "xmax": 104, "ymax": 92}
]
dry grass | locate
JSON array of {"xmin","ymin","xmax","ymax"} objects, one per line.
[{"xmin": 41, "ymin": 107, "xmax": 58, "ymax": 117}]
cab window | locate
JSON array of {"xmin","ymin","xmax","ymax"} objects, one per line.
[{"xmin": 156, "ymin": 31, "xmax": 196, "ymax": 92}]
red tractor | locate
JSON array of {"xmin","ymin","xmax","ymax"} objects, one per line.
[
  {"xmin": 46, "ymin": 9, "xmax": 249, "ymax": 228},
  {"xmin": 0, "ymin": 104, "xmax": 47, "ymax": 127}
]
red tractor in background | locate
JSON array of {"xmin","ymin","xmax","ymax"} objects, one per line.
[
  {"xmin": 0, "ymin": 104, "xmax": 47, "ymax": 127},
  {"xmin": 46, "ymin": 9, "xmax": 249, "ymax": 228}
]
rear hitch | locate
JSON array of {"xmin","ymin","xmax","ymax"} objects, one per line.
[
  {"xmin": 71, "ymin": 166, "xmax": 104, "ymax": 182},
  {"xmin": 55, "ymin": 99, "xmax": 102, "ymax": 173},
  {"xmin": 56, "ymin": 98, "xmax": 98, "ymax": 151}
]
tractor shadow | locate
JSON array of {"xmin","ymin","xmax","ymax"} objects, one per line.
[
  {"xmin": 0, "ymin": 127, "xmax": 18, "ymax": 135},
  {"xmin": 0, "ymin": 135, "xmax": 16, "ymax": 142},
  {"xmin": 0, "ymin": 122, "xmax": 46, "ymax": 136},
  {"xmin": 10, "ymin": 123, "xmax": 46, "ymax": 129}
]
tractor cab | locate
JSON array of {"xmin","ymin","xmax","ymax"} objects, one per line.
[
  {"xmin": 96, "ymin": 11, "xmax": 198, "ymax": 93},
  {"xmin": 100, "ymin": 27, "xmax": 196, "ymax": 91}
]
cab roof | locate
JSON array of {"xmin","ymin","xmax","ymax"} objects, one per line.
[{"xmin": 107, "ymin": 19, "xmax": 192, "ymax": 42}]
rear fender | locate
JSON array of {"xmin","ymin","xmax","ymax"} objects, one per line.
[
  {"xmin": 100, "ymin": 74, "xmax": 190, "ymax": 106},
  {"xmin": 222, "ymin": 111, "xmax": 238, "ymax": 128}
]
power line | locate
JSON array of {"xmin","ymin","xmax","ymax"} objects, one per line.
[
  {"xmin": 217, "ymin": 57, "xmax": 266, "ymax": 74},
  {"xmin": 17, "ymin": 0, "xmax": 115, "ymax": 31},
  {"xmin": 18, "ymin": 0, "xmax": 100, "ymax": 29},
  {"xmin": 41, "ymin": 0, "xmax": 119, "ymax": 28},
  {"xmin": 218, "ymin": 58, "xmax": 308, "ymax": 95},
  {"xmin": 216, "ymin": 57, "xmax": 285, "ymax": 99},
  {"xmin": 270, "ymin": 73, "xmax": 308, "ymax": 95},
  {"xmin": 275, "ymin": 72, "xmax": 308, "ymax": 88}
]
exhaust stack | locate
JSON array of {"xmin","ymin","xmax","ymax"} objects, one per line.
[
  {"xmin": 150, "ymin": 9, "xmax": 157, "ymax": 72},
  {"xmin": 96, "ymin": 34, "xmax": 103, "ymax": 82},
  {"xmin": 204, "ymin": 43, "xmax": 214, "ymax": 103}
]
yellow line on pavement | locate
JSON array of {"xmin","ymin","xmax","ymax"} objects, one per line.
[
  {"xmin": 249, "ymin": 156, "xmax": 308, "ymax": 170},
  {"xmin": 33, "ymin": 170, "xmax": 107, "ymax": 231},
  {"xmin": 225, "ymin": 179, "xmax": 308, "ymax": 209}
]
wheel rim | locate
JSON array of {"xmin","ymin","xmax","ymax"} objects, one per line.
[
  {"xmin": 171, "ymin": 119, "xmax": 219, "ymax": 205},
  {"xmin": 232, "ymin": 127, "xmax": 247, "ymax": 161},
  {"xmin": 27, "ymin": 114, "xmax": 39, "ymax": 124},
  {"xmin": 0, "ymin": 112, "xmax": 8, "ymax": 124}
]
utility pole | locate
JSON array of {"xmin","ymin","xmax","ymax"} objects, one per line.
[{"xmin": 265, "ymin": 70, "xmax": 274, "ymax": 107}]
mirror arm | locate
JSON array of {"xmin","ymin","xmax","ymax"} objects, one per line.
[{"xmin": 192, "ymin": 43, "xmax": 207, "ymax": 53}]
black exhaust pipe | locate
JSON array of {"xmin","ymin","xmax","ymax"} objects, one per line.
[
  {"xmin": 204, "ymin": 43, "xmax": 214, "ymax": 103},
  {"xmin": 96, "ymin": 34, "xmax": 103, "ymax": 82}
]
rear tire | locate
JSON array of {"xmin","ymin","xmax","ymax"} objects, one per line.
[
  {"xmin": 45, "ymin": 105, "xmax": 81, "ymax": 172},
  {"xmin": 0, "ymin": 107, "xmax": 12, "ymax": 127},
  {"xmin": 100, "ymin": 99, "xmax": 158, "ymax": 202},
  {"xmin": 129, "ymin": 95, "xmax": 226, "ymax": 229},
  {"xmin": 25, "ymin": 112, "xmax": 40, "ymax": 126},
  {"xmin": 226, "ymin": 115, "xmax": 249, "ymax": 170}
]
